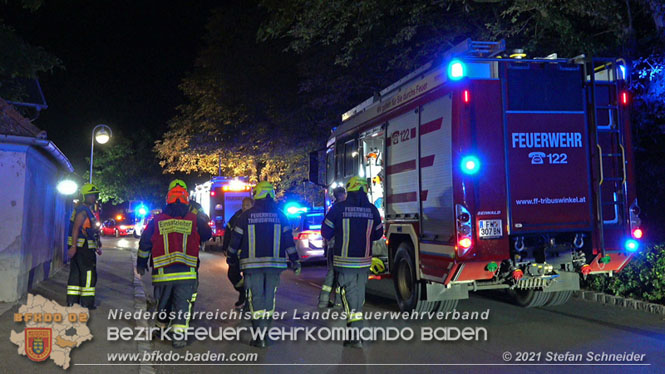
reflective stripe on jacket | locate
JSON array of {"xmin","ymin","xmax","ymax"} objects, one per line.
[
  {"xmin": 67, "ymin": 205, "xmax": 99, "ymax": 249},
  {"xmin": 321, "ymin": 193, "xmax": 383, "ymax": 269},
  {"xmin": 228, "ymin": 200, "xmax": 299, "ymax": 270},
  {"xmin": 150, "ymin": 212, "xmax": 201, "ymax": 269}
]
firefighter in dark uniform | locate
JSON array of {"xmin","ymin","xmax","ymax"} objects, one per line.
[
  {"xmin": 228, "ymin": 182, "xmax": 301, "ymax": 348},
  {"xmin": 318, "ymin": 186, "xmax": 346, "ymax": 308},
  {"xmin": 321, "ymin": 176, "xmax": 383, "ymax": 348},
  {"xmin": 222, "ymin": 197, "xmax": 254, "ymax": 308},
  {"xmin": 137, "ymin": 182, "xmax": 212, "ymax": 348},
  {"xmin": 67, "ymin": 183, "xmax": 102, "ymax": 309}
]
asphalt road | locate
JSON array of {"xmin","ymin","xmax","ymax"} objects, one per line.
[{"xmin": 126, "ymin": 238, "xmax": 662, "ymax": 373}]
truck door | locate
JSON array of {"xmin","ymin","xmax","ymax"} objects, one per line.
[{"xmin": 501, "ymin": 62, "xmax": 594, "ymax": 233}]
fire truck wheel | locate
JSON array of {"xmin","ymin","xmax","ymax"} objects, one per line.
[
  {"xmin": 513, "ymin": 289, "xmax": 550, "ymax": 308},
  {"xmin": 543, "ymin": 291, "xmax": 573, "ymax": 307},
  {"xmin": 393, "ymin": 242, "xmax": 437, "ymax": 312}
]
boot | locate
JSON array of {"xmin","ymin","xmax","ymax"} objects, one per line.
[
  {"xmin": 318, "ymin": 291, "xmax": 330, "ymax": 308},
  {"xmin": 250, "ymin": 338, "xmax": 267, "ymax": 348},
  {"xmin": 234, "ymin": 291, "xmax": 246, "ymax": 309},
  {"xmin": 172, "ymin": 338, "xmax": 188, "ymax": 349},
  {"xmin": 343, "ymin": 340, "xmax": 363, "ymax": 349}
]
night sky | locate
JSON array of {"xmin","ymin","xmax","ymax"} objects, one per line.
[{"xmin": 2, "ymin": 0, "xmax": 216, "ymax": 170}]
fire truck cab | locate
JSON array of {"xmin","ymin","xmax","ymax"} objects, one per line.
[{"xmin": 309, "ymin": 39, "xmax": 643, "ymax": 312}]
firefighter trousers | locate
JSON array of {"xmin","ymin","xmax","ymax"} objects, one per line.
[
  {"xmin": 66, "ymin": 243, "xmax": 97, "ymax": 308},
  {"xmin": 319, "ymin": 247, "xmax": 339, "ymax": 304},
  {"xmin": 244, "ymin": 268, "xmax": 281, "ymax": 329},
  {"xmin": 228, "ymin": 260, "xmax": 244, "ymax": 292},
  {"xmin": 153, "ymin": 279, "xmax": 196, "ymax": 335},
  {"xmin": 336, "ymin": 267, "xmax": 369, "ymax": 328}
]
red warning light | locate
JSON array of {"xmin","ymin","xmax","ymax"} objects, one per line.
[
  {"xmin": 458, "ymin": 237, "xmax": 472, "ymax": 249},
  {"xmin": 210, "ymin": 190, "xmax": 216, "ymax": 197},
  {"xmin": 463, "ymin": 89, "xmax": 470, "ymax": 104},
  {"xmin": 621, "ymin": 91, "xmax": 629, "ymax": 105}
]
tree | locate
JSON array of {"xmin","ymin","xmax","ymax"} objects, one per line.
[
  {"xmin": 0, "ymin": 0, "xmax": 61, "ymax": 101},
  {"xmin": 156, "ymin": 0, "xmax": 322, "ymax": 200},
  {"xmin": 85, "ymin": 132, "xmax": 170, "ymax": 209}
]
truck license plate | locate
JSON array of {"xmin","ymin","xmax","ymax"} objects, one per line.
[{"xmin": 479, "ymin": 220, "xmax": 502, "ymax": 239}]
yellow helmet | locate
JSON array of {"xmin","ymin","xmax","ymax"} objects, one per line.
[
  {"xmin": 370, "ymin": 257, "xmax": 385, "ymax": 275},
  {"xmin": 80, "ymin": 183, "xmax": 100, "ymax": 197},
  {"xmin": 346, "ymin": 176, "xmax": 368, "ymax": 193},
  {"xmin": 169, "ymin": 179, "xmax": 187, "ymax": 191},
  {"xmin": 253, "ymin": 181, "xmax": 275, "ymax": 200}
]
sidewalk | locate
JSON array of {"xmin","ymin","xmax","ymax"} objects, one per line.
[{"xmin": 0, "ymin": 244, "xmax": 142, "ymax": 373}]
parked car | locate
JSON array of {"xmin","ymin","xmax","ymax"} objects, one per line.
[
  {"xmin": 101, "ymin": 219, "xmax": 134, "ymax": 237},
  {"xmin": 292, "ymin": 208, "xmax": 325, "ymax": 262}
]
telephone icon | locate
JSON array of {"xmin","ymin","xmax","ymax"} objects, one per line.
[{"xmin": 528, "ymin": 152, "xmax": 546, "ymax": 165}]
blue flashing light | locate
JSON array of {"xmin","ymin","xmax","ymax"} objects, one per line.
[
  {"xmin": 448, "ymin": 60, "xmax": 466, "ymax": 80},
  {"xmin": 619, "ymin": 65, "xmax": 626, "ymax": 80},
  {"xmin": 135, "ymin": 204, "xmax": 148, "ymax": 217},
  {"xmin": 284, "ymin": 202, "xmax": 308, "ymax": 217},
  {"xmin": 461, "ymin": 155, "xmax": 480, "ymax": 175},
  {"xmin": 624, "ymin": 239, "xmax": 639, "ymax": 252}
]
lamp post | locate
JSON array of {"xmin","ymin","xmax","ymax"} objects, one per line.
[{"xmin": 89, "ymin": 124, "xmax": 112, "ymax": 183}]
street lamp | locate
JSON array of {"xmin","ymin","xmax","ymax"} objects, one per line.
[{"xmin": 89, "ymin": 124, "xmax": 112, "ymax": 183}]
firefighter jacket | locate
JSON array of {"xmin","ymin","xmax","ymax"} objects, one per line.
[
  {"xmin": 228, "ymin": 199, "xmax": 299, "ymax": 270},
  {"xmin": 67, "ymin": 204, "xmax": 100, "ymax": 249},
  {"xmin": 137, "ymin": 202, "xmax": 212, "ymax": 282},
  {"xmin": 222, "ymin": 208, "xmax": 243, "ymax": 253},
  {"xmin": 321, "ymin": 191, "xmax": 383, "ymax": 269},
  {"xmin": 188, "ymin": 200, "xmax": 211, "ymax": 229}
]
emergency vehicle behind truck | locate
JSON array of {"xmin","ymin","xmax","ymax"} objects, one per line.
[{"xmin": 310, "ymin": 39, "xmax": 643, "ymax": 312}]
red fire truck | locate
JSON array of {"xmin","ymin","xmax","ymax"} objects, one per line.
[
  {"xmin": 192, "ymin": 177, "xmax": 253, "ymax": 243},
  {"xmin": 309, "ymin": 39, "xmax": 643, "ymax": 312}
]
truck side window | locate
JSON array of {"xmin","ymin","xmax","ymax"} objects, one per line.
[
  {"xmin": 344, "ymin": 139, "xmax": 358, "ymax": 177},
  {"xmin": 335, "ymin": 143, "xmax": 344, "ymax": 179},
  {"xmin": 326, "ymin": 148, "xmax": 335, "ymax": 185}
]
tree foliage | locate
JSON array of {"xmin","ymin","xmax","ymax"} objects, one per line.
[
  {"xmin": 0, "ymin": 0, "xmax": 61, "ymax": 100},
  {"xmin": 86, "ymin": 132, "xmax": 170, "ymax": 208},
  {"xmin": 156, "ymin": 1, "xmax": 321, "ymax": 199}
]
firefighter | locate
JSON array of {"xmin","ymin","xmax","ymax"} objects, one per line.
[
  {"xmin": 171, "ymin": 179, "xmax": 211, "ymax": 312},
  {"xmin": 318, "ymin": 186, "xmax": 346, "ymax": 308},
  {"xmin": 228, "ymin": 181, "xmax": 301, "ymax": 348},
  {"xmin": 67, "ymin": 183, "xmax": 102, "ymax": 309},
  {"xmin": 137, "ymin": 181, "xmax": 212, "ymax": 348},
  {"xmin": 321, "ymin": 176, "xmax": 383, "ymax": 348},
  {"xmin": 221, "ymin": 197, "xmax": 254, "ymax": 308}
]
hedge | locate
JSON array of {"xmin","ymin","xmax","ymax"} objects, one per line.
[{"xmin": 582, "ymin": 244, "xmax": 665, "ymax": 305}]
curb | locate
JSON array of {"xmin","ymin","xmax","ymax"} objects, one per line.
[
  {"xmin": 573, "ymin": 290, "xmax": 665, "ymax": 317},
  {"xmin": 132, "ymin": 252, "xmax": 156, "ymax": 374}
]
